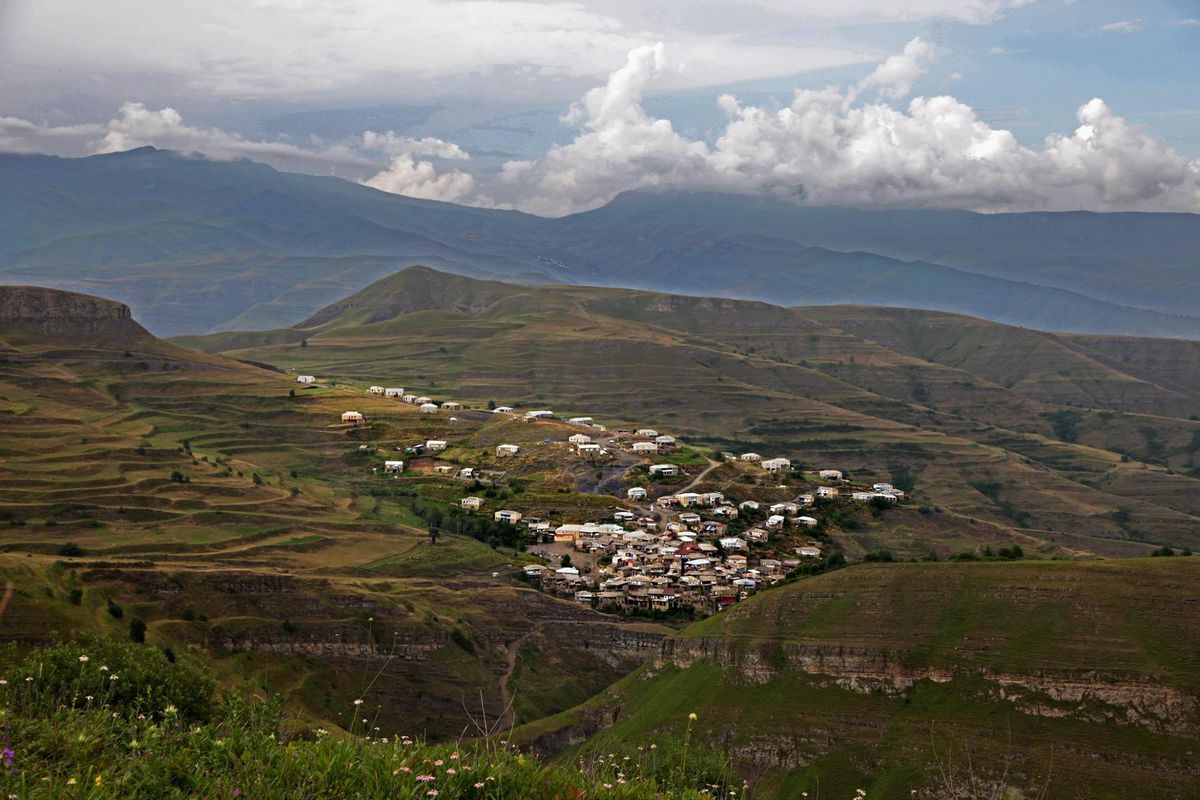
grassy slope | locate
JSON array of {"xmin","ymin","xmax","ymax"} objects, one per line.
[
  {"xmin": 524, "ymin": 559, "xmax": 1200, "ymax": 800},
  {"xmin": 182, "ymin": 267, "xmax": 1200, "ymax": 555},
  {"xmin": 0, "ymin": 304, "xmax": 671, "ymax": 738}
]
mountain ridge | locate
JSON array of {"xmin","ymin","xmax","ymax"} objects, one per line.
[{"xmin": 3, "ymin": 148, "xmax": 1200, "ymax": 338}]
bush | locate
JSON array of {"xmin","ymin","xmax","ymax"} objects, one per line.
[
  {"xmin": 0, "ymin": 635, "xmax": 217, "ymax": 723},
  {"xmin": 129, "ymin": 618, "xmax": 147, "ymax": 643},
  {"xmin": 57, "ymin": 542, "xmax": 84, "ymax": 557},
  {"xmin": 106, "ymin": 599, "xmax": 124, "ymax": 619}
]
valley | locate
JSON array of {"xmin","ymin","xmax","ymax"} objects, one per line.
[{"xmin": 2, "ymin": 274, "xmax": 1198, "ymax": 798}]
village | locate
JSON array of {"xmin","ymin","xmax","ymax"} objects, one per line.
[{"xmin": 309, "ymin": 374, "xmax": 908, "ymax": 618}]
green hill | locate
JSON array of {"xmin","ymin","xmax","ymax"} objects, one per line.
[
  {"xmin": 182, "ymin": 266, "xmax": 1200, "ymax": 556},
  {"xmin": 522, "ymin": 558, "xmax": 1200, "ymax": 799}
]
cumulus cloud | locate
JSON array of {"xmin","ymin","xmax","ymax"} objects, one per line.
[
  {"xmin": 855, "ymin": 37, "xmax": 936, "ymax": 100},
  {"xmin": 361, "ymin": 132, "xmax": 470, "ymax": 160},
  {"xmin": 360, "ymin": 133, "xmax": 481, "ymax": 203},
  {"xmin": 445, "ymin": 38, "xmax": 1200, "ymax": 215},
  {"xmin": 94, "ymin": 102, "xmax": 371, "ymax": 169}
]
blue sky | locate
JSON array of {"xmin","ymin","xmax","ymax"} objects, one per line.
[{"xmin": 0, "ymin": 0, "xmax": 1197, "ymax": 214}]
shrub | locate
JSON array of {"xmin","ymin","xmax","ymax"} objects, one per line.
[
  {"xmin": 56, "ymin": 542, "xmax": 84, "ymax": 557},
  {"xmin": 128, "ymin": 618, "xmax": 147, "ymax": 643},
  {"xmin": 106, "ymin": 599, "xmax": 124, "ymax": 619}
]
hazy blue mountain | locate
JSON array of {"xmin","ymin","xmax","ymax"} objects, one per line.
[{"xmin": 2, "ymin": 148, "xmax": 1198, "ymax": 337}]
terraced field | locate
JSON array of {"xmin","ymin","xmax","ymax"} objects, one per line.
[
  {"xmin": 184, "ymin": 266, "xmax": 1200, "ymax": 557},
  {"xmin": 0, "ymin": 289, "xmax": 673, "ymax": 736}
]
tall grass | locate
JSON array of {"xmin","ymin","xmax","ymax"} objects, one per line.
[{"xmin": 0, "ymin": 637, "xmax": 741, "ymax": 799}]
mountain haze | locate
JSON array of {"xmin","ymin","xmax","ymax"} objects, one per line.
[{"xmin": 4, "ymin": 149, "xmax": 1200, "ymax": 338}]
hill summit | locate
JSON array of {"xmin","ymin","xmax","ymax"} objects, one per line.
[{"xmin": 0, "ymin": 285, "xmax": 153, "ymax": 344}]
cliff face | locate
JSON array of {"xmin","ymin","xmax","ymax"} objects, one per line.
[
  {"xmin": 0, "ymin": 286, "xmax": 152, "ymax": 343},
  {"xmin": 657, "ymin": 636, "xmax": 1198, "ymax": 734}
]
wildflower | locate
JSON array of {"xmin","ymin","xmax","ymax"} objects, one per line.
[
  {"xmin": 1, "ymin": 746, "xmax": 13, "ymax": 767},
  {"xmin": 164, "ymin": 704, "xmax": 178, "ymax": 716},
  {"xmin": 427, "ymin": 792, "xmax": 439, "ymax": 798},
  {"xmin": 99, "ymin": 665, "xmax": 109, "ymax": 672},
  {"xmin": 450, "ymin": 752, "xmax": 460, "ymax": 760},
  {"xmin": 94, "ymin": 775, "xmax": 103, "ymax": 786},
  {"xmin": 67, "ymin": 778, "xmax": 78, "ymax": 785},
  {"xmin": 353, "ymin": 699, "xmax": 364, "ymax": 706},
  {"xmin": 416, "ymin": 774, "xmax": 435, "ymax": 782},
  {"xmin": 109, "ymin": 674, "xmax": 119, "ymax": 681},
  {"xmin": 434, "ymin": 759, "xmax": 444, "ymax": 766},
  {"xmin": 78, "ymin": 656, "xmax": 89, "ymax": 663},
  {"xmin": 0, "ymin": 680, "xmax": 7, "ymax": 686},
  {"xmin": 446, "ymin": 768, "xmax": 456, "ymax": 775},
  {"xmin": 474, "ymin": 783, "xmax": 485, "ymax": 789},
  {"xmin": 689, "ymin": 712, "xmax": 698, "ymax": 721},
  {"xmin": 85, "ymin": 695, "xmax": 93, "ymax": 702}
]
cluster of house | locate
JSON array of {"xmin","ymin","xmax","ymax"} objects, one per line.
[{"xmin": 513, "ymin": 502, "xmax": 824, "ymax": 613}]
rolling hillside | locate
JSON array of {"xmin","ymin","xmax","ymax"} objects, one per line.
[
  {"xmin": 4, "ymin": 149, "xmax": 1200, "ymax": 338},
  {"xmin": 181, "ymin": 266, "xmax": 1200, "ymax": 556},
  {"xmin": 0, "ymin": 286, "xmax": 670, "ymax": 737},
  {"xmin": 521, "ymin": 558, "xmax": 1200, "ymax": 799}
]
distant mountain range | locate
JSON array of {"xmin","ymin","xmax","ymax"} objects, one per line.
[{"xmin": 3, "ymin": 147, "xmax": 1199, "ymax": 338}]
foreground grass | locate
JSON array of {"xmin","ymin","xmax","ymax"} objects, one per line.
[{"xmin": 0, "ymin": 637, "xmax": 738, "ymax": 799}]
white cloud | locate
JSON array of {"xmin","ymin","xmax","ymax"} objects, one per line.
[
  {"xmin": 361, "ymin": 155, "xmax": 480, "ymax": 203},
  {"xmin": 1168, "ymin": 18, "xmax": 1200, "ymax": 27},
  {"xmin": 0, "ymin": 116, "xmax": 105, "ymax": 154},
  {"xmin": 855, "ymin": 37, "xmax": 936, "ymax": 100},
  {"xmin": 739, "ymin": 0, "xmax": 1039, "ymax": 23},
  {"xmin": 441, "ymin": 39, "xmax": 1200, "ymax": 215},
  {"xmin": 0, "ymin": 0, "xmax": 875, "ymax": 100},
  {"xmin": 360, "ymin": 130, "xmax": 480, "ymax": 202},
  {"xmin": 1098, "ymin": 19, "xmax": 1143, "ymax": 33},
  {"xmin": 94, "ymin": 102, "xmax": 371, "ymax": 169},
  {"xmin": 362, "ymin": 132, "xmax": 470, "ymax": 160}
]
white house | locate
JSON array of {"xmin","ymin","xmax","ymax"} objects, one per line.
[
  {"xmin": 873, "ymin": 483, "xmax": 895, "ymax": 493},
  {"xmin": 341, "ymin": 411, "xmax": 364, "ymax": 424},
  {"xmin": 700, "ymin": 492, "xmax": 724, "ymax": 506},
  {"xmin": 852, "ymin": 491, "xmax": 876, "ymax": 502},
  {"xmin": 816, "ymin": 486, "xmax": 839, "ymax": 499},
  {"xmin": 819, "ymin": 469, "xmax": 844, "ymax": 480},
  {"xmin": 461, "ymin": 496, "xmax": 482, "ymax": 511},
  {"xmin": 577, "ymin": 442, "xmax": 601, "ymax": 454},
  {"xmin": 369, "ymin": 386, "xmax": 386, "ymax": 395},
  {"xmin": 654, "ymin": 435, "xmax": 676, "ymax": 448},
  {"xmin": 458, "ymin": 467, "xmax": 474, "ymax": 479},
  {"xmin": 494, "ymin": 509, "xmax": 523, "ymax": 524},
  {"xmin": 635, "ymin": 428, "xmax": 659, "ymax": 438},
  {"xmin": 434, "ymin": 465, "xmax": 454, "ymax": 475},
  {"xmin": 425, "ymin": 440, "xmax": 448, "ymax": 452},
  {"xmin": 568, "ymin": 416, "xmax": 593, "ymax": 426},
  {"xmin": 627, "ymin": 487, "xmax": 648, "ymax": 501},
  {"xmin": 719, "ymin": 536, "xmax": 748, "ymax": 551},
  {"xmin": 383, "ymin": 460, "xmax": 404, "ymax": 473},
  {"xmin": 419, "ymin": 403, "xmax": 439, "ymax": 414},
  {"xmin": 402, "ymin": 394, "xmax": 418, "ymax": 404},
  {"xmin": 384, "ymin": 387, "xmax": 404, "ymax": 398},
  {"xmin": 632, "ymin": 441, "xmax": 658, "ymax": 454},
  {"xmin": 675, "ymin": 492, "xmax": 701, "ymax": 507},
  {"xmin": 414, "ymin": 396, "xmax": 433, "ymax": 405},
  {"xmin": 740, "ymin": 452, "xmax": 762, "ymax": 463},
  {"xmin": 765, "ymin": 514, "xmax": 787, "ymax": 530},
  {"xmin": 568, "ymin": 434, "xmax": 593, "ymax": 445},
  {"xmin": 649, "ymin": 464, "xmax": 680, "ymax": 477},
  {"xmin": 796, "ymin": 516, "xmax": 818, "ymax": 528},
  {"xmin": 770, "ymin": 502, "xmax": 799, "ymax": 516},
  {"xmin": 296, "ymin": 375, "xmax": 316, "ymax": 385},
  {"xmin": 739, "ymin": 500, "xmax": 761, "ymax": 511},
  {"xmin": 441, "ymin": 401, "xmax": 463, "ymax": 411},
  {"xmin": 524, "ymin": 410, "xmax": 555, "ymax": 420},
  {"xmin": 799, "ymin": 493, "xmax": 815, "ymax": 506},
  {"xmin": 796, "ymin": 545, "xmax": 822, "ymax": 557},
  {"xmin": 712, "ymin": 505, "xmax": 739, "ymax": 520},
  {"xmin": 496, "ymin": 444, "xmax": 520, "ymax": 457},
  {"xmin": 762, "ymin": 457, "xmax": 791, "ymax": 472},
  {"xmin": 493, "ymin": 406, "xmax": 515, "ymax": 413}
]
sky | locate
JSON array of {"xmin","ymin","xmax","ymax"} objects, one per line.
[{"xmin": 0, "ymin": 0, "xmax": 1198, "ymax": 216}]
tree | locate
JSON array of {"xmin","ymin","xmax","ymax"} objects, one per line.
[
  {"xmin": 300, "ymin": 339, "xmax": 308, "ymax": 348},
  {"xmin": 129, "ymin": 618, "xmax": 147, "ymax": 643},
  {"xmin": 252, "ymin": 473, "xmax": 263, "ymax": 486},
  {"xmin": 560, "ymin": 554, "xmax": 572, "ymax": 567},
  {"xmin": 57, "ymin": 541, "xmax": 84, "ymax": 557},
  {"xmin": 429, "ymin": 526, "xmax": 440, "ymax": 545},
  {"xmin": 487, "ymin": 400, "xmax": 496, "ymax": 410}
]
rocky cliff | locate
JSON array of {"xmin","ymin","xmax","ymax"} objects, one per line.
[{"xmin": 0, "ymin": 285, "xmax": 153, "ymax": 343}]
